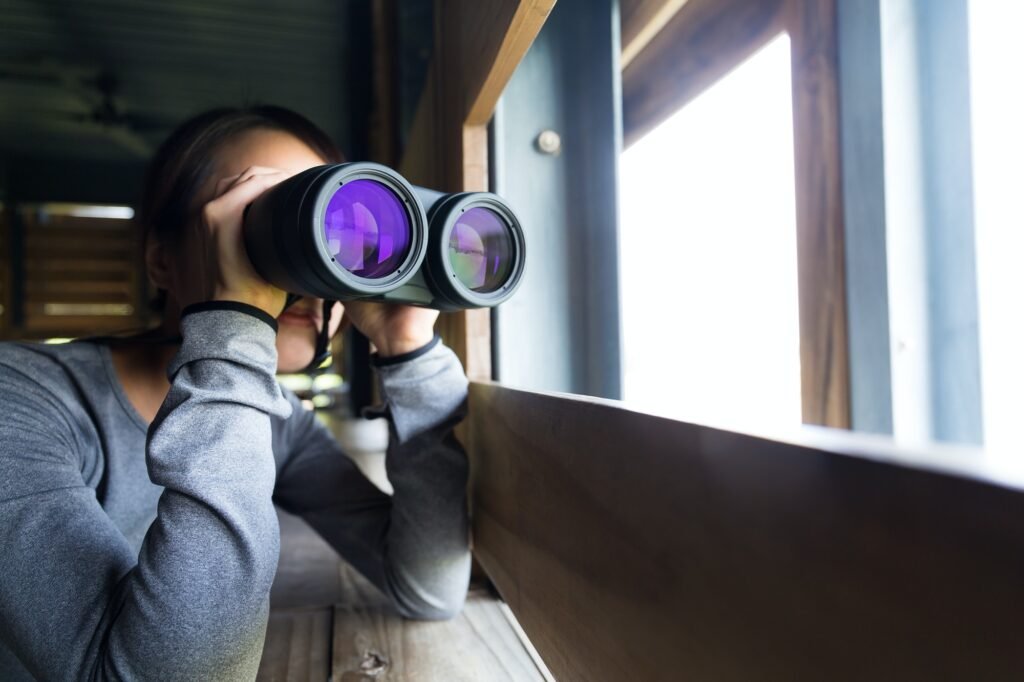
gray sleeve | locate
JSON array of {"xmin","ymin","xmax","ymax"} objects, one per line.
[
  {"xmin": 0, "ymin": 308, "xmax": 292, "ymax": 681},
  {"xmin": 273, "ymin": 340, "xmax": 471, "ymax": 619}
]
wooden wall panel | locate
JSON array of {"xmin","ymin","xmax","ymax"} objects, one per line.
[
  {"xmin": 399, "ymin": 0, "xmax": 556, "ymax": 381},
  {"xmin": 469, "ymin": 381, "xmax": 1024, "ymax": 680}
]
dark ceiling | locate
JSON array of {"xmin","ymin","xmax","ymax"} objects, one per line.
[{"xmin": 0, "ymin": 0, "xmax": 379, "ymax": 202}]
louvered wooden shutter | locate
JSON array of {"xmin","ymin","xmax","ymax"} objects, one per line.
[{"xmin": 1, "ymin": 206, "xmax": 148, "ymax": 340}]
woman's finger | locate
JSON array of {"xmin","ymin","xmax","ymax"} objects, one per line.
[
  {"xmin": 202, "ymin": 172, "xmax": 288, "ymax": 227},
  {"xmin": 212, "ymin": 166, "xmax": 283, "ymax": 199},
  {"xmin": 212, "ymin": 174, "xmax": 242, "ymax": 199}
]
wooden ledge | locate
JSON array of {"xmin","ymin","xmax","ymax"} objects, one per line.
[{"xmin": 259, "ymin": 510, "xmax": 546, "ymax": 681}]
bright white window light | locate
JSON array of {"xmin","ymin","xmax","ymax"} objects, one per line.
[
  {"xmin": 968, "ymin": 1, "xmax": 1024, "ymax": 461},
  {"xmin": 42, "ymin": 303, "xmax": 134, "ymax": 316},
  {"xmin": 619, "ymin": 34, "xmax": 801, "ymax": 433},
  {"xmin": 38, "ymin": 203, "xmax": 135, "ymax": 220}
]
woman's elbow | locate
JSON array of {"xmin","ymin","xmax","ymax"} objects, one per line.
[
  {"xmin": 395, "ymin": 590, "xmax": 467, "ymax": 621},
  {"xmin": 388, "ymin": 556, "xmax": 471, "ymax": 620}
]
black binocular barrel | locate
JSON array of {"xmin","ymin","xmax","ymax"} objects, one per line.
[{"xmin": 243, "ymin": 162, "xmax": 525, "ymax": 311}]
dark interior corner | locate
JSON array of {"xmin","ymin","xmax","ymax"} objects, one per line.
[
  {"xmin": 0, "ymin": 0, "xmax": 434, "ymax": 206},
  {"xmin": 0, "ymin": 0, "xmax": 433, "ymax": 339}
]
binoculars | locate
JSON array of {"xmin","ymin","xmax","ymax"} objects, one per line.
[{"xmin": 243, "ymin": 162, "xmax": 526, "ymax": 311}]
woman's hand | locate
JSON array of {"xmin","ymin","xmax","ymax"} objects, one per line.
[
  {"xmin": 342, "ymin": 301, "xmax": 439, "ymax": 358},
  {"xmin": 190, "ymin": 164, "xmax": 438, "ymax": 356},
  {"xmin": 188, "ymin": 166, "xmax": 293, "ymax": 317}
]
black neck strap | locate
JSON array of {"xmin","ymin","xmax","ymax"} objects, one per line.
[{"xmin": 303, "ymin": 298, "xmax": 336, "ymax": 374}]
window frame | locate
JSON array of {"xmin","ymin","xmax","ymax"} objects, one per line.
[{"xmin": 622, "ymin": 0, "xmax": 850, "ymax": 428}]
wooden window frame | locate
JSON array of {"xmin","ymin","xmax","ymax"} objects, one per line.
[
  {"xmin": 622, "ymin": 0, "xmax": 850, "ymax": 428},
  {"xmin": 397, "ymin": 0, "xmax": 557, "ymax": 384}
]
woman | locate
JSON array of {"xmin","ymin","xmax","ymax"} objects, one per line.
[{"xmin": 0, "ymin": 106, "xmax": 471, "ymax": 681}]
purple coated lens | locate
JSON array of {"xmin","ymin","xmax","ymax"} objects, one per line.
[
  {"xmin": 448, "ymin": 207, "xmax": 514, "ymax": 293},
  {"xmin": 323, "ymin": 179, "xmax": 411, "ymax": 279}
]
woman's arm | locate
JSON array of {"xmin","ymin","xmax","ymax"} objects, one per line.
[
  {"xmin": 273, "ymin": 336, "xmax": 472, "ymax": 619},
  {"xmin": 0, "ymin": 306, "xmax": 292, "ymax": 681}
]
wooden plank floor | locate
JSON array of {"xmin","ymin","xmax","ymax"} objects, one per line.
[
  {"xmin": 332, "ymin": 587, "xmax": 544, "ymax": 681},
  {"xmin": 260, "ymin": 607, "xmax": 332, "ymax": 682},
  {"xmin": 258, "ymin": 446, "xmax": 545, "ymax": 681}
]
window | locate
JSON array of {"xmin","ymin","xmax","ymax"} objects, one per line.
[
  {"xmin": 969, "ymin": 1, "xmax": 1024, "ymax": 458},
  {"xmin": 619, "ymin": 35, "xmax": 801, "ymax": 432}
]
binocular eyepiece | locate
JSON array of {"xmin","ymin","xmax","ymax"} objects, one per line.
[{"xmin": 243, "ymin": 162, "xmax": 526, "ymax": 311}]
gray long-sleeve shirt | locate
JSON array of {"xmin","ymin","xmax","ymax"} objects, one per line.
[{"xmin": 0, "ymin": 305, "xmax": 472, "ymax": 681}]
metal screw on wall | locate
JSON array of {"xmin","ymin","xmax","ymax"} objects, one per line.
[{"xmin": 535, "ymin": 129, "xmax": 562, "ymax": 156}]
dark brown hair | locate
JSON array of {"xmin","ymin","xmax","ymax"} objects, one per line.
[{"xmin": 139, "ymin": 105, "xmax": 345, "ymax": 310}]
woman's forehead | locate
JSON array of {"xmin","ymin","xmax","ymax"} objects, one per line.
[{"xmin": 212, "ymin": 128, "xmax": 325, "ymax": 178}]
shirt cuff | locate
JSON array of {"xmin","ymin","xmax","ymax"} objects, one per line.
[
  {"xmin": 181, "ymin": 300, "xmax": 279, "ymax": 333},
  {"xmin": 371, "ymin": 333, "xmax": 441, "ymax": 367},
  {"xmin": 373, "ymin": 339, "xmax": 468, "ymax": 443}
]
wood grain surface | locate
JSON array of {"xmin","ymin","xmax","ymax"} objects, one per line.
[
  {"xmin": 3, "ymin": 211, "xmax": 145, "ymax": 339},
  {"xmin": 620, "ymin": 0, "xmax": 691, "ymax": 67},
  {"xmin": 788, "ymin": 0, "xmax": 851, "ymax": 427},
  {"xmin": 469, "ymin": 381, "xmax": 1024, "ymax": 681},
  {"xmin": 332, "ymin": 588, "xmax": 544, "ymax": 681},
  {"xmin": 261, "ymin": 510, "xmax": 543, "ymax": 681}
]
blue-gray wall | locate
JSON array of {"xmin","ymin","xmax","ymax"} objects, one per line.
[{"xmin": 492, "ymin": 0, "xmax": 623, "ymax": 399}]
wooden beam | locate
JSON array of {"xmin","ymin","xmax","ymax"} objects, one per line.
[
  {"xmin": 622, "ymin": 0, "xmax": 787, "ymax": 147},
  {"xmin": 469, "ymin": 381, "xmax": 1024, "ymax": 681},
  {"xmin": 460, "ymin": 1, "xmax": 558, "ymax": 126},
  {"xmin": 788, "ymin": 0, "xmax": 850, "ymax": 427},
  {"xmin": 369, "ymin": 0, "xmax": 400, "ymax": 167},
  {"xmin": 399, "ymin": 0, "xmax": 556, "ymax": 381},
  {"xmin": 620, "ymin": 0, "xmax": 691, "ymax": 68}
]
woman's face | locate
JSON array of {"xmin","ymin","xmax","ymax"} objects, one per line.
[{"xmin": 169, "ymin": 127, "xmax": 345, "ymax": 373}]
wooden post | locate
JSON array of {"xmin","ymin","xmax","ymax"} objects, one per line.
[{"xmin": 399, "ymin": 0, "xmax": 556, "ymax": 382}]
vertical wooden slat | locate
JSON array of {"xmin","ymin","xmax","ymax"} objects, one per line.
[
  {"xmin": 370, "ymin": 0, "xmax": 400, "ymax": 168},
  {"xmin": 788, "ymin": 0, "xmax": 851, "ymax": 427},
  {"xmin": 8, "ymin": 203, "xmax": 25, "ymax": 332},
  {"xmin": 0, "ymin": 206, "xmax": 8, "ymax": 335}
]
